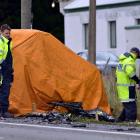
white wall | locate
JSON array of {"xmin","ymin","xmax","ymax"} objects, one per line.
[
  {"xmin": 64, "ymin": 11, "xmax": 89, "ymax": 52},
  {"xmin": 96, "ymin": 6, "xmax": 137, "ymax": 55},
  {"xmin": 114, "ymin": 6, "xmax": 139, "ymax": 55},
  {"xmin": 96, "ymin": 10, "xmax": 109, "ymax": 53},
  {"xmin": 126, "ymin": 27, "xmax": 140, "ymax": 50},
  {"xmin": 64, "ymin": 5, "xmax": 140, "ymax": 55}
]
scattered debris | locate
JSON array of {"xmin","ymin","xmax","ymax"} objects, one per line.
[
  {"xmin": 111, "ymin": 127, "xmax": 137, "ymax": 132},
  {"xmin": 71, "ymin": 123, "xmax": 87, "ymax": 128},
  {"xmin": 48, "ymin": 101, "xmax": 115, "ymax": 122},
  {"xmin": 24, "ymin": 112, "xmax": 72, "ymax": 124},
  {"xmin": 0, "ymin": 117, "xmax": 5, "ymax": 120}
]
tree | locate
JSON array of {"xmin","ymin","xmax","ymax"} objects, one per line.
[
  {"xmin": 0, "ymin": 0, "xmax": 64, "ymax": 42},
  {"xmin": 32, "ymin": 0, "xmax": 64, "ymax": 42},
  {"xmin": 0, "ymin": 0, "xmax": 20, "ymax": 28}
]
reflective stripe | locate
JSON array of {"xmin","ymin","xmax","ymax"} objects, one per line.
[
  {"xmin": 129, "ymin": 72, "xmax": 136, "ymax": 78},
  {"xmin": 124, "ymin": 64, "xmax": 135, "ymax": 72},
  {"xmin": 125, "ymin": 64, "xmax": 135, "ymax": 67},
  {"xmin": 117, "ymin": 63, "xmax": 135, "ymax": 72},
  {"xmin": 117, "ymin": 64, "xmax": 123, "ymax": 71},
  {"xmin": 120, "ymin": 99, "xmax": 135, "ymax": 102},
  {"xmin": 117, "ymin": 83, "xmax": 135, "ymax": 86},
  {"xmin": 0, "ymin": 49, "xmax": 3, "ymax": 53},
  {"xmin": 0, "ymin": 36, "xmax": 4, "ymax": 43}
]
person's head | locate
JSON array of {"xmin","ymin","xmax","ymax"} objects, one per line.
[
  {"xmin": 130, "ymin": 47, "xmax": 140, "ymax": 58},
  {"xmin": 0, "ymin": 24, "xmax": 11, "ymax": 39}
]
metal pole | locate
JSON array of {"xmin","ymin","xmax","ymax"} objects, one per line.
[
  {"xmin": 88, "ymin": 0, "xmax": 96, "ymax": 64},
  {"xmin": 21, "ymin": 0, "xmax": 32, "ymax": 29}
]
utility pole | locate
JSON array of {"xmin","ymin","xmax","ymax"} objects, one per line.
[
  {"xmin": 88, "ymin": 0, "xmax": 96, "ymax": 64},
  {"xmin": 21, "ymin": 0, "xmax": 32, "ymax": 29}
]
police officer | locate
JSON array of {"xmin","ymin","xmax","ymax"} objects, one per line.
[
  {"xmin": 0, "ymin": 24, "xmax": 13, "ymax": 118},
  {"xmin": 116, "ymin": 47, "xmax": 140, "ymax": 122}
]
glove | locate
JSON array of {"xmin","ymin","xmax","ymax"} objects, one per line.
[{"xmin": 136, "ymin": 80, "xmax": 140, "ymax": 90}]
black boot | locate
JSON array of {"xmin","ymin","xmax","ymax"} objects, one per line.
[
  {"xmin": 0, "ymin": 108, "xmax": 14, "ymax": 118},
  {"xmin": 1, "ymin": 112, "xmax": 14, "ymax": 118}
]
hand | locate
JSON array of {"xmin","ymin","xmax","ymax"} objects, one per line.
[{"xmin": 136, "ymin": 84, "xmax": 140, "ymax": 90}]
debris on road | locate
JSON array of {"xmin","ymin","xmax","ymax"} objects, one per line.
[{"xmin": 48, "ymin": 101, "xmax": 115, "ymax": 122}]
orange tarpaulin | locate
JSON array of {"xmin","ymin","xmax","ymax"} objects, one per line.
[{"xmin": 9, "ymin": 29, "xmax": 111, "ymax": 116}]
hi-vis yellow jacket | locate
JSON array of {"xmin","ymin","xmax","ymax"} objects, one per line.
[
  {"xmin": 116, "ymin": 52, "xmax": 137, "ymax": 102},
  {"xmin": 0, "ymin": 35, "xmax": 12, "ymax": 64},
  {"xmin": 0, "ymin": 35, "xmax": 12, "ymax": 84}
]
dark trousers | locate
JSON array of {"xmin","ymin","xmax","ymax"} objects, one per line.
[
  {"xmin": 118, "ymin": 101, "xmax": 137, "ymax": 122},
  {"xmin": 0, "ymin": 66, "xmax": 13, "ymax": 113}
]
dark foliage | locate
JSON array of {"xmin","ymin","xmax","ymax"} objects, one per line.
[
  {"xmin": 32, "ymin": 0, "xmax": 64, "ymax": 42},
  {"xmin": 0, "ymin": 0, "xmax": 21, "ymax": 28},
  {"xmin": 0, "ymin": 0, "xmax": 64, "ymax": 42}
]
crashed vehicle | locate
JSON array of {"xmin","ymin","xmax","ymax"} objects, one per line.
[{"xmin": 9, "ymin": 29, "xmax": 112, "ymax": 120}]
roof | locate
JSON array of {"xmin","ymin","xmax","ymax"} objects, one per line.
[{"xmin": 64, "ymin": 0, "xmax": 140, "ymax": 10}]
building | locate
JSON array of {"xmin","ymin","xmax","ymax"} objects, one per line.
[{"xmin": 59, "ymin": 0, "xmax": 140, "ymax": 55}]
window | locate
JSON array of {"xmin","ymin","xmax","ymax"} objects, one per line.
[
  {"xmin": 136, "ymin": 19, "xmax": 140, "ymax": 25},
  {"xmin": 84, "ymin": 24, "xmax": 89, "ymax": 49},
  {"xmin": 109, "ymin": 21, "xmax": 116, "ymax": 48}
]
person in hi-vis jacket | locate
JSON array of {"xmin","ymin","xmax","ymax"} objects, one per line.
[
  {"xmin": 0, "ymin": 24, "xmax": 14, "ymax": 118},
  {"xmin": 116, "ymin": 47, "xmax": 140, "ymax": 122}
]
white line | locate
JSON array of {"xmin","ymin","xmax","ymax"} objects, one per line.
[{"xmin": 0, "ymin": 122, "xmax": 140, "ymax": 137}]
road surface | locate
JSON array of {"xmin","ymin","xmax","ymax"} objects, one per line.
[{"xmin": 0, "ymin": 122, "xmax": 140, "ymax": 140}]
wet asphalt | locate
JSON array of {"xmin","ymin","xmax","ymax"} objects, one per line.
[{"xmin": 0, "ymin": 116, "xmax": 140, "ymax": 134}]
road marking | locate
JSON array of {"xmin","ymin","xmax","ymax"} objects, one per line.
[{"xmin": 0, "ymin": 121, "xmax": 140, "ymax": 137}]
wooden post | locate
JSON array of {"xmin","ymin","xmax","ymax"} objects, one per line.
[
  {"xmin": 32, "ymin": 102, "xmax": 36, "ymax": 113},
  {"xmin": 88, "ymin": 0, "xmax": 96, "ymax": 64}
]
